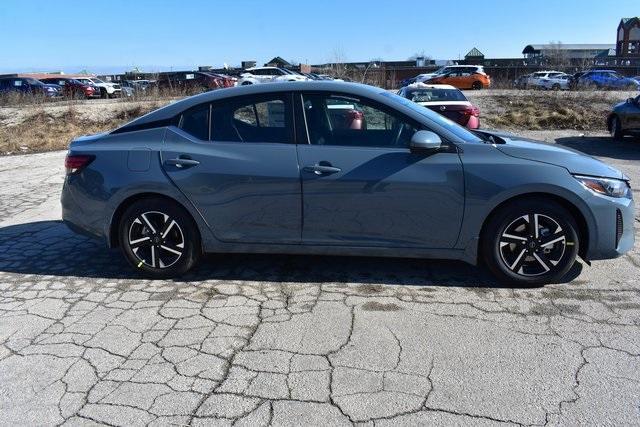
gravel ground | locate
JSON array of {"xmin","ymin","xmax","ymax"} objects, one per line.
[{"xmin": 0, "ymin": 132, "xmax": 639, "ymax": 426}]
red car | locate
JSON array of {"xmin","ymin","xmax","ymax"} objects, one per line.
[
  {"xmin": 397, "ymin": 83, "xmax": 480, "ymax": 129},
  {"xmin": 40, "ymin": 77, "xmax": 98, "ymax": 99},
  {"xmin": 157, "ymin": 71, "xmax": 236, "ymax": 92}
]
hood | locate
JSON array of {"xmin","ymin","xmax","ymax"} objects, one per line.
[{"xmin": 476, "ymin": 129, "xmax": 625, "ymax": 179}]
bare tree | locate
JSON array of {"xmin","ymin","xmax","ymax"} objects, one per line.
[
  {"xmin": 328, "ymin": 47, "xmax": 348, "ymax": 78},
  {"xmin": 545, "ymin": 41, "xmax": 570, "ymax": 70}
]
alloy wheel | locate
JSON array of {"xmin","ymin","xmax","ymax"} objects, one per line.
[
  {"xmin": 128, "ymin": 211, "xmax": 185, "ymax": 269},
  {"xmin": 498, "ymin": 213, "xmax": 567, "ymax": 277}
]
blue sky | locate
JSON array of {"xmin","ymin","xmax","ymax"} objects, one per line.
[{"xmin": 0, "ymin": 0, "xmax": 637, "ymax": 74}]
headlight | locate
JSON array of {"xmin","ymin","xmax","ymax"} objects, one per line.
[{"xmin": 574, "ymin": 175, "xmax": 631, "ymax": 198}]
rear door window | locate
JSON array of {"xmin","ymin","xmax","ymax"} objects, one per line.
[{"xmin": 210, "ymin": 94, "xmax": 292, "ymax": 143}]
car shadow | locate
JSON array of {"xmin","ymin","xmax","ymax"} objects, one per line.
[
  {"xmin": 555, "ymin": 136, "xmax": 640, "ymax": 161},
  {"xmin": 0, "ymin": 220, "xmax": 582, "ymax": 289}
]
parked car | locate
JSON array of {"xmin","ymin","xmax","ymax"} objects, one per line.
[
  {"xmin": 424, "ymin": 66, "xmax": 490, "ymax": 90},
  {"xmin": 121, "ymin": 79, "xmax": 153, "ymax": 94},
  {"xmin": 538, "ymin": 74, "xmax": 572, "ymax": 91},
  {"xmin": 157, "ymin": 71, "xmax": 233, "ymax": 92},
  {"xmin": 40, "ymin": 77, "xmax": 99, "ymax": 99},
  {"xmin": 513, "ymin": 74, "xmax": 531, "ymax": 89},
  {"xmin": 237, "ymin": 67, "xmax": 309, "ymax": 85},
  {"xmin": 524, "ymin": 71, "xmax": 567, "ymax": 89},
  {"xmin": 400, "ymin": 76, "xmax": 417, "ymax": 87},
  {"xmin": 416, "ymin": 65, "xmax": 487, "ymax": 84},
  {"xmin": 61, "ymin": 82, "xmax": 634, "ymax": 286},
  {"xmin": 397, "ymin": 83, "xmax": 480, "ymax": 129},
  {"xmin": 577, "ymin": 70, "xmax": 640, "ymax": 90},
  {"xmin": 0, "ymin": 77, "xmax": 61, "ymax": 98},
  {"xmin": 607, "ymin": 94, "xmax": 640, "ymax": 140},
  {"xmin": 75, "ymin": 77, "xmax": 122, "ymax": 98}
]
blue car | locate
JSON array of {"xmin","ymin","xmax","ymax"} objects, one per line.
[
  {"xmin": 61, "ymin": 82, "xmax": 634, "ymax": 285},
  {"xmin": 0, "ymin": 77, "xmax": 61, "ymax": 97},
  {"xmin": 577, "ymin": 70, "xmax": 640, "ymax": 90}
]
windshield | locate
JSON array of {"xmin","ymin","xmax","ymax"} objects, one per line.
[
  {"xmin": 90, "ymin": 78, "xmax": 105, "ymax": 84},
  {"xmin": 404, "ymin": 88, "xmax": 467, "ymax": 102},
  {"xmin": 24, "ymin": 78, "xmax": 43, "ymax": 85},
  {"xmin": 381, "ymin": 91, "xmax": 482, "ymax": 143}
]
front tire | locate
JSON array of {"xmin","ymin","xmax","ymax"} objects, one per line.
[
  {"xmin": 610, "ymin": 115, "xmax": 624, "ymax": 140},
  {"xmin": 481, "ymin": 198, "xmax": 579, "ymax": 286},
  {"xmin": 472, "ymin": 81, "xmax": 483, "ymax": 90},
  {"xmin": 119, "ymin": 198, "xmax": 201, "ymax": 278}
]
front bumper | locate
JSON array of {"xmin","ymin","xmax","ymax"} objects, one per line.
[{"xmin": 585, "ymin": 191, "xmax": 635, "ymax": 260}]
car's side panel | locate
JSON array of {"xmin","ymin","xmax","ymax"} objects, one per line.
[
  {"xmin": 453, "ymin": 144, "xmax": 600, "ymax": 261},
  {"xmin": 297, "ymin": 144, "xmax": 465, "ymax": 248},
  {"xmin": 161, "ymin": 127, "xmax": 302, "ymax": 244},
  {"xmin": 60, "ymin": 128, "xmax": 218, "ymax": 250}
]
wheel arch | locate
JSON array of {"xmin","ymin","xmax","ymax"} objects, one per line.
[
  {"xmin": 108, "ymin": 192, "xmax": 201, "ymax": 249},
  {"xmin": 478, "ymin": 192, "xmax": 590, "ymax": 263}
]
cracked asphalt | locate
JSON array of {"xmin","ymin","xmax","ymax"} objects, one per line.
[{"xmin": 1, "ymin": 134, "xmax": 639, "ymax": 426}]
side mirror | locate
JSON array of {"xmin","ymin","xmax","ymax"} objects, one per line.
[{"xmin": 410, "ymin": 130, "xmax": 442, "ymax": 153}]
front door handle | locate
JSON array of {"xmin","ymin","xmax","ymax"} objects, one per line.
[
  {"xmin": 165, "ymin": 156, "xmax": 200, "ymax": 168},
  {"xmin": 303, "ymin": 164, "xmax": 342, "ymax": 175}
]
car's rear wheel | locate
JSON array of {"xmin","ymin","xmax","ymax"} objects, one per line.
[
  {"xmin": 610, "ymin": 115, "xmax": 624, "ymax": 140},
  {"xmin": 481, "ymin": 198, "xmax": 579, "ymax": 286},
  {"xmin": 242, "ymin": 81, "xmax": 252, "ymax": 85},
  {"xmin": 552, "ymin": 84, "xmax": 561, "ymax": 91},
  {"xmin": 119, "ymin": 198, "xmax": 201, "ymax": 278},
  {"xmin": 472, "ymin": 81, "xmax": 483, "ymax": 90}
]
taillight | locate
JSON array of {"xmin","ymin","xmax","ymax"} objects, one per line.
[
  {"xmin": 65, "ymin": 154, "xmax": 94, "ymax": 175},
  {"xmin": 463, "ymin": 105, "xmax": 480, "ymax": 117}
]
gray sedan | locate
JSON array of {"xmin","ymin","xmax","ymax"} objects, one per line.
[
  {"xmin": 608, "ymin": 95, "xmax": 640, "ymax": 140},
  {"xmin": 61, "ymin": 82, "xmax": 634, "ymax": 286}
]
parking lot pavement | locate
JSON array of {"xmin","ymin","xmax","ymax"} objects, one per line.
[{"xmin": 0, "ymin": 136, "xmax": 639, "ymax": 426}]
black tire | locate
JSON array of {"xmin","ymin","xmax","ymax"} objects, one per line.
[
  {"xmin": 241, "ymin": 81, "xmax": 253, "ymax": 86},
  {"xmin": 119, "ymin": 198, "xmax": 201, "ymax": 278},
  {"xmin": 552, "ymin": 84, "xmax": 561, "ymax": 91},
  {"xmin": 100, "ymin": 88, "xmax": 108, "ymax": 99},
  {"xmin": 472, "ymin": 81, "xmax": 483, "ymax": 90},
  {"xmin": 481, "ymin": 198, "xmax": 579, "ymax": 286},
  {"xmin": 610, "ymin": 115, "xmax": 624, "ymax": 141}
]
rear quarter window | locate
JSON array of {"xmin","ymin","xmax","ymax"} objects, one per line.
[{"xmin": 179, "ymin": 104, "xmax": 210, "ymax": 140}]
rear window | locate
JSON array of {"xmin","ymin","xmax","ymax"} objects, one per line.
[{"xmin": 404, "ymin": 88, "xmax": 467, "ymax": 102}]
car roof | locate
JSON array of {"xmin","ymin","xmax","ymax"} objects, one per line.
[{"xmin": 117, "ymin": 82, "xmax": 387, "ymax": 130}]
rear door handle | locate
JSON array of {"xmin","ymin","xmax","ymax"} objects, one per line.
[
  {"xmin": 303, "ymin": 164, "xmax": 342, "ymax": 175},
  {"xmin": 164, "ymin": 157, "xmax": 200, "ymax": 168}
]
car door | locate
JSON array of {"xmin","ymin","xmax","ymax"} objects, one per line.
[
  {"xmin": 624, "ymin": 96, "xmax": 640, "ymax": 129},
  {"xmin": 162, "ymin": 93, "xmax": 301, "ymax": 244},
  {"xmin": 296, "ymin": 92, "xmax": 465, "ymax": 248}
]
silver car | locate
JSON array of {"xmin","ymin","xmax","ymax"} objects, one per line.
[{"xmin": 61, "ymin": 82, "xmax": 634, "ymax": 285}]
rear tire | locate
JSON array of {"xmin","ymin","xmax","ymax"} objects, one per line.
[
  {"xmin": 118, "ymin": 198, "xmax": 201, "ymax": 278},
  {"xmin": 481, "ymin": 198, "xmax": 579, "ymax": 286},
  {"xmin": 241, "ymin": 81, "xmax": 253, "ymax": 85}
]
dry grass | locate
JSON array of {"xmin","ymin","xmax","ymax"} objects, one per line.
[
  {"xmin": 0, "ymin": 102, "xmax": 163, "ymax": 154},
  {"xmin": 474, "ymin": 90, "xmax": 621, "ymax": 131},
  {"xmin": 0, "ymin": 89, "xmax": 631, "ymax": 155}
]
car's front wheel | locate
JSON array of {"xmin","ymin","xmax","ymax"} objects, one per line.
[
  {"xmin": 119, "ymin": 198, "xmax": 201, "ymax": 278},
  {"xmin": 481, "ymin": 198, "xmax": 579, "ymax": 286},
  {"xmin": 610, "ymin": 115, "xmax": 624, "ymax": 140}
]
